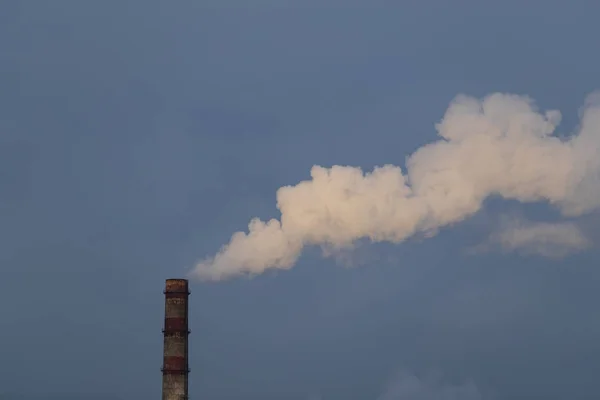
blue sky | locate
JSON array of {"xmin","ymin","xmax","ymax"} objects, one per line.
[{"xmin": 2, "ymin": 1, "xmax": 600, "ymax": 399}]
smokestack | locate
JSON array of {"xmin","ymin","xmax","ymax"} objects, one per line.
[{"xmin": 162, "ymin": 279, "xmax": 190, "ymax": 400}]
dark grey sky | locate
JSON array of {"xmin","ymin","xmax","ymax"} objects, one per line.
[{"xmin": 2, "ymin": 1, "xmax": 600, "ymax": 399}]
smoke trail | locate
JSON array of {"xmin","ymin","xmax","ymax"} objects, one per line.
[
  {"xmin": 480, "ymin": 217, "xmax": 591, "ymax": 258},
  {"xmin": 192, "ymin": 92, "xmax": 600, "ymax": 281},
  {"xmin": 377, "ymin": 370, "xmax": 483, "ymax": 400}
]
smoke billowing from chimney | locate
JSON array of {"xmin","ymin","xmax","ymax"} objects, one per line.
[{"xmin": 192, "ymin": 92, "xmax": 600, "ymax": 281}]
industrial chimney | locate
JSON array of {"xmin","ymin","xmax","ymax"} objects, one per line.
[{"xmin": 162, "ymin": 279, "xmax": 190, "ymax": 400}]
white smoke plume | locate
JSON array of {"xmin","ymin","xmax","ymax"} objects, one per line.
[
  {"xmin": 305, "ymin": 370, "xmax": 485, "ymax": 400},
  {"xmin": 481, "ymin": 217, "xmax": 591, "ymax": 258},
  {"xmin": 192, "ymin": 92, "xmax": 600, "ymax": 281},
  {"xmin": 377, "ymin": 371, "xmax": 484, "ymax": 400}
]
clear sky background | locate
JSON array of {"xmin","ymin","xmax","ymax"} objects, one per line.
[{"xmin": 2, "ymin": 1, "xmax": 600, "ymax": 399}]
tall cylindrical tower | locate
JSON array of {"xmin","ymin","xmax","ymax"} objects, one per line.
[{"xmin": 162, "ymin": 279, "xmax": 190, "ymax": 400}]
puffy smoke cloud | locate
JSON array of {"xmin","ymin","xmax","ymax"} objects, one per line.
[
  {"xmin": 484, "ymin": 218, "xmax": 591, "ymax": 258},
  {"xmin": 377, "ymin": 371, "xmax": 483, "ymax": 400},
  {"xmin": 306, "ymin": 371, "xmax": 484, "ymax": 400},
  {"xmin": 193, "ymin": 92, "xmax": 600, "ymax": 281}
]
